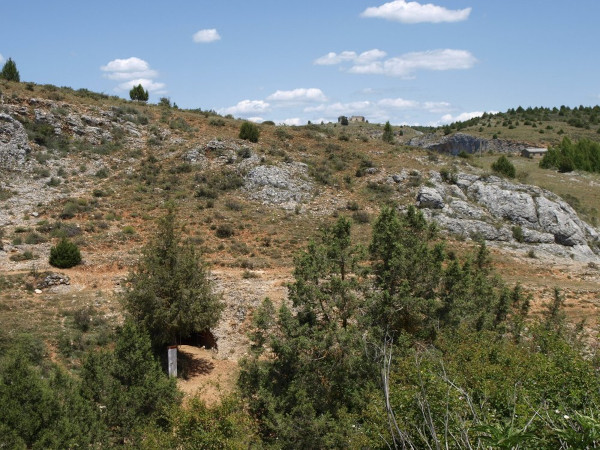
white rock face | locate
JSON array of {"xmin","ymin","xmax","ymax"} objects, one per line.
[
  {"xmin": 0, "ymin": 113, "xmax": 30, "ymax": 170},
  {"xmin": 244, "ymin": 163, "xmax": 313, "ymax": 210},
  {"xmin": 416, "ymin": 171, "xmax": 600, "ymax": 261}
]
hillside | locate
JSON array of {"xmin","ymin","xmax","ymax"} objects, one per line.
[
  {"xmin": 0, "ymin": 82, "xmax": 599, "ymax": 342},
  {"xmin": 1, "ymin": 80, "xmax": 600, "ymax": 397}
]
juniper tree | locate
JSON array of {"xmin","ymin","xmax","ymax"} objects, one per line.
[
  {"xmin": 382, "ymin": 121, "xmax": 394, "ymax": 143},
  {"xmin": 123, "ymin": 208, "xmax": 223, "ymax": 348},
  {"xmin": 129, "ymin": 83, "xmax": 149, "ymax": 102},
  {"xmin": 0, "ymin": 58, "xmax": 20, "ymax": 82}
]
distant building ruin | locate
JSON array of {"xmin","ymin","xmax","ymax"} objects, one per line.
[
  {"xmin": 521, "ymin": 147, "xmax": 548, "ymax": 158},
  {"xmin": 338, "ymin": 115, "xmax": 367, "ymax": 124}
]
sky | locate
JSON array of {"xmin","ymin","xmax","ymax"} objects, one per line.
[{"xmin": 1, "ymin": 1, "xmax": 599, "ymax": 126}]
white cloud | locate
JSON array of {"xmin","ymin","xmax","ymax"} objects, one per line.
[
  {"xmin": 305, "ymin": 101, "xmax": 374, "ymax": 116},
  {"xmin": 0, "ymin": 54, "xmax": 4, "ymax": 64},
  {"xmin": 267, "ymin": 88, "xmax": 326, "ymax": 103},
  {"xmin": 377, "ymin": 98, "xmax": 452, "ymax": 113},
  {"xmin": 279, "ymin": 118, "xmax": 303, "ymax": 126},
  {"xmin": 356, "ymin": 49, "xmax": 388, "ymax": 64},
  {"xmin": 314, "ymin": 49, "xmax": 386, "ymax": 66},
  {"xmin": 220, "ymin": 99, "xmax": 271, "ymax": 116},
  {"xmin": 422, "ymin": 101, "xmax": 452, "ymax": 113},
  {"xmin": 193, "ymin": 29, "xmax": 221, "ymax": 43},
  {"xmin": 314, "ymin": 51, "xmax": 357, "ymax": 66},
  {"xmin": 361, "ymin": 0, "xmax": 471, "ymax": 24},
  {"xmin": 349, "ymin": 49, "xmax": 477, "ymax": 78},
  {"xmin": 101, "ymin": 57, "xmax": 156, "ymax": 79},
  {"xmin": 117, "ymin": 78, "xmax": 167, "ymax": 93},
  {"xmin": 247, "ymin": 117, "xmax": 264, "ymax": 123},
  {"xmin": 102, "ymin": 57, "xmax": 165, "ymax": 95},
  {"xmin": 438, "ymin": 111, "xmax": 485, "ymax": 124},
  {"xmin": 377, "ymin": 98, "xmax": 419, "ymax": 109}
]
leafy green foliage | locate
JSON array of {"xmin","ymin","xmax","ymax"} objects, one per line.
[
  {"xmin": 141, "ymin": 395, "xmax": 259, "ymax": 448},
  {"xmin": 80, "ymin": 321, "xmax": 181, "ymax": 442},
  {"xmin": 0, "ymin": 338, "xmax": 104, "ymax": 448},
  {"xmin": 239, "ymin": 217, "xmax": 377, "ymax": 447},
  {"xmin": 123, "ymin": 208, "xmax": 224, "ymax": 348},
  {"xmin": 382, "ymin": 120, "xmax": 394, "ymax": 143},
  {"xmin": 540, "ymin": 137, "xmax": 600, "ymax": 173},
  {"xmin": 0, "ymin": 57, "xmax": 20, "ymax": 82},
  {"xmin": 491, "ymin": 155, "xmax": 517, "ymax": 178},
  {"xmin": 129, "ymin": 83, "xmax": 149, "ymax": 102},
  {"xmin": 239, "ymin": 121, "xmax": 260, "ymax": 142},
  {"xmin": 49, "ymin": 238, "xmax": 82, "ymax": 268}
]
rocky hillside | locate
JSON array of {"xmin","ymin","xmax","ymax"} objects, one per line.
[{"xmin": 1, "ymin": 81, "xmax": 600, "ymax": 371}]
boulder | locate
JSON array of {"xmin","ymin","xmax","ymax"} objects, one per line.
[
  {"xmin": 535, "ymin": 196, "xmax": 587, "ymax": 246},
  {"xmin": 467, "ymin": 181, "xmax": 538, "ymax": 226},
  {"xmin": 416, "ymin": 186, "xmax": 445, "ymax": 209}
]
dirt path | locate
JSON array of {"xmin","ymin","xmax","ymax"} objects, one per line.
[{"xmin": 176, "ymin": 345, "xmax": 239, "ymax": 406}]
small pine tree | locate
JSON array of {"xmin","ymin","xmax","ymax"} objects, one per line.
[
  {"xmin": 49, "ymin": 238, "xmax": 82, "ymax": 268},
  {"xmin": 382, "ymin": 121, "xmax": 394, "ymax": 143},
  {"xmin": 0, "ymin": 58, "xmax": 20, "ymax": 82},
  {"xmin": 239, "ymin": 121, "xmax": 260, "ymax": 143},
  {"xmin": 129, "ymin": 84, "xmax": 149, "ymax": 102}
]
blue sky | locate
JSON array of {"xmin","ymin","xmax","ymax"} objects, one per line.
[{"xmin": 1, "ymin": 1, "xmax": 599, "ymax": 126}]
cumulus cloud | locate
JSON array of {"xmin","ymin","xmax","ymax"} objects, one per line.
[
  {"xmin": 102, "ymin": 57, "xmax": 165, "ymax": 95},
  {"xmin": 101, "ymin": 57, "xmax": 158, "ymax": 80},
  {"xmin": 0, "ymin": 54, "xmax": 4, "ymax": 64},
  {"xmin": 193, "ymin": 29, "xmax": 221, "ymax": 43},
  {"xmin": 117, "ymin": 78, "xmax": 167, "ymax": 94},
  {"xmin": 314, "ymin": 49, "xmax": 386, "ymax": 66},
  {"xmin": 267, "ymin": 88, "xmax": 327, "ymax": 103},
  {"xmin": 349, "ymin": 49, "xmax": 477, "ymax": 78},
  {"xmin": 220, "ymin": 99, "xmax": 270, "ymax": 116},
  {"xmin": 361, "ymin": 0, "xmax": 471, "ymax": 23}
]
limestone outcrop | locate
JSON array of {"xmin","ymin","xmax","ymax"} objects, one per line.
[
  {"xmin": 416, "ymin": 172, "xmax": 599, "ymax": 260},
  {"xmin": 0, "ymin": 113, "xmax": 30, "ymax": 169},
  {"xmin": 408, "ymin": 132, "xmax": 529, "ymax": 155}
]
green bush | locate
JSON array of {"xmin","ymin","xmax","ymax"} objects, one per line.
[
  {"xmin": 491, "ymin": 155, "xmax": 516, "ymax": 178},
  {"xmin": 216, "ymin": 224, "xmax": 235, "ymax": 238},
  {"xmin": 49, "ymin": 238, "xmax": 82, "ymax": 268},
  {"xmin": 512, "ymin": 225, "xmax": 524, "ymax": 243},
  {"xmin": 239, "ymin": 122, "xmax": 260, "ymax": 143}
]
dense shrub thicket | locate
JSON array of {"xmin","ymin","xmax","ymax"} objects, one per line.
[
  {"xmin": 2, "ymin": 208, "xmax": 599, "ymax": 448},
  {"xmin": 239, "ymin": 208, "xmax": 600, "ymax": 448},
  {"xmin": 540, "ymin": 137, "xmax": 600, "ymax": 173}
]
